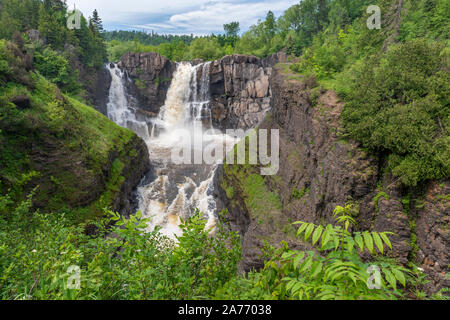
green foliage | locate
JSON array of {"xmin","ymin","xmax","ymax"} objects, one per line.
[
  {"xmin": 342, "ymin": 39, "xmax": 449, "ymax": 186},
  {"xmin": 327, "ymin": 0, "xmax": 373, "ymax": 30},
  {"xmin": 0, "ymin": 0, "xmax": 107, "ymax": 70},
  {"xmin": 278, "ymin": 0, "xmax": 449, "ymax": 187},
  {"xmin": 37, "ymin": 0, "xmax": 67, "ymax": 50},
  {"xmin": 0, "ymin": 39, "xmax": 32, "ymax": 86},
  {"xmin": 225, "ymin": 186, "xmax": 235, "ymax": 200},
  {"xmin": 220, "ymin": 22, "xmax": 240, "ymax": 48},
  {"xmin": 243, "ymin": 174, "xmax": 282, "ymax": 219},
  {"xmin": 33, "ymin": 47, "xmax": 81, "ymax": 92},
  {"xmin": 291, "ymin": 186, "xmax": 310, "ymax": 200},
  {"xmin": 187, "ymin": 37, "xmax": 225, "ymax": 61},
  {"xmin": 107, "ymin": 38, "xmax": 190, "ymax": 62},
  {"xmin": 89, "ymin": 9, "xmax": 104, "ymax": 34},
  {"xmin": 224, "ymin": 22, "xmax": 240, "ymax": 37},
  {"xmin": 0, "ymin": 0, "xmax": 40, "ymax": 39},
  {"xmin": 374, "ymin": 191, "xmax": 389, "ymax": 213},
  {"xmin": 432, "ymin": 273, "xmax": 450, "ymax": 300},
  {"xmin": 107, "ymin": 40, "xmax": 157, "ymax": 62},
  {"xmin": 399, "ymin": 0, "xmax": 450, "ymax": 41},
  {"xmin": 235, "ymin": 14, "xmax": 282, "ymax": 58},
  {"xmin": 0, "ymin": 185, "xmax": 429, "ymax": 301},
  {"xmin": 0, "ymin": 189, "xmax": 241, "ymax": 299},
  {"xmin": 0, "ymin": 53, "xmax": 136, "ymax": 217},
  {"xmin": 159, "ymin": 39, "xmax": 189, "ymax": 61},
  {"xmin": 218, "ymin": 203, "xmax": 414, "ymax": 300},
  {"xmin": 104, "ymin": 30, "xmax": 195, "ymax": 47}
]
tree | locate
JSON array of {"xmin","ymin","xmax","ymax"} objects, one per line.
[
  {"xmin": 222, "ymin": 22, "xmax": 240, "ymax": 48},
  {"xmin": 90, "ymin": 9, "xmax": 104, "ymax": 34},
  {"xmin": 224, "ymin": 22, "xmax": 240, "ymax": 37},
  {"xmin": 188, "ymin": 37, "xmax": 224, "ymax": 61},
  {"xmin": 264, "ymin": 11, "xmax": 276, "ymax": 38},
  {"xmin": 38, "ymin": 0, "xmax": 67, "ymax": 49}
]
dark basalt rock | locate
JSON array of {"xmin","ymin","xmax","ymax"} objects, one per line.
[
  {"xmin": 11, "ymin": 95, "xmax": 30, "ymax": 110},
  {"xmin": 209, "ymin": 53, "xmax": 286, "ymax": 131},
  {"xmin": 92, "ymin": 67, "xmax": 112, "ymax": 116},
  {"xmin": 118, "ymin": 52, "xmax": 177, "ymax": 114},
  {"xmin": 214, "ymin": 63, "xmax": 449, "ymax": 295}
]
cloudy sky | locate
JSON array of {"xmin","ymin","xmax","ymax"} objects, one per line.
[{"xmin": 65, "ymin": 0, "xmax": 299, "ymax": 35}]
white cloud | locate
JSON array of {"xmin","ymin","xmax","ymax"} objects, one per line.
[
  {"xmin": 66, "ymin": 0, "xmax": 298, "ymax": 34},
  {"xmin": 170, "ymin": 1, "xmax": 297, "ymax": 33}
]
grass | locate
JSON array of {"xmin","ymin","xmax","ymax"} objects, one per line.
[{"xmin": 0, "ymin": 70, "xmax": 138, "ymax": 222}]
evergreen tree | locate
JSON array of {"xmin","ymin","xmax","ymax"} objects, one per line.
[
  {"xmin": 38, "ymin": 0, "xmax": 67, "ymax": 49},
  {"xmin": 90, "ymin": 9, "xmax": 104, "ymax": 34},
  {"xmin": 264, "ymin": 11, "xmax": 276, "ymax": 38}
]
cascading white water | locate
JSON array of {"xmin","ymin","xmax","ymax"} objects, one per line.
[
  {"xmin": 107, "ymin": 65, "xmax": 150, "ymax": 141},
  {"xmin": 106, "ymin": 62, "xmax": 234, "ymax": 241}
]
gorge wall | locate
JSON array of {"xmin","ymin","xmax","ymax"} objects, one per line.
[
  {"xmin": 0, "ymin": 39, "xmax": 151, "ymax": 223},
  {"xmin": 208, "ymin": 53, "xmax": 284, "ymax": 130},
  {"xmin": 214, "ymin": 64, "xmax": 449, "ymax": 295},
  {"xmin": 114, "ymin": 51, "xmax": 448, "ymax": 295}
]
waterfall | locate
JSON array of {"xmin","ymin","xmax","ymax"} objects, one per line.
[
  {"xmin": 106, "ymin": 61, "xmax": 230, "ymax": 241},
  {"xmin": 106, "ymin": 65, "xmax": 150, "ymax": 141}
]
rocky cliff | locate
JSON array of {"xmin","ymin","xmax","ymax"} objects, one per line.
[
  {"xmin": 215, "ymin": 63, "xmax": 449, "ymax": 295},
  {"xmin": 209, "ymin": 52, "xmax": 286, "ymax": 130},
  {"xmin": 118, "ymin": 52, "xmax": 177, "ymax": 116},
  {"xmin": 115, "ymin": 51, "xmax": 286, "ymax": 128}
]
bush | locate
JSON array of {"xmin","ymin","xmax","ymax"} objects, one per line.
[
  {"xmin": 33, "ymin": 47, "xmax": 80, "ymax": 93},
  {"xmin": 0, "ymin": 39, "xmax": 32, "ymax": 87},
  {"xmin": 217, "ymin": 203, "xmax": 415, "ymax": 300},
  {"xmin": 188, "ymin": 37, "xmax": 224, "ymax": 61},
  {"xmin": 0, "ymin": 188, "xmax": 241, "ymax": 300},
  {"xmin": 342, "ymin": 39, "xmax": 450, "ymax": 186}
]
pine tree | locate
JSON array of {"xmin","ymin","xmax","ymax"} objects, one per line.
[{"xmin": 90, "ymin": 9, "xmax": 104, "ymax": 34}]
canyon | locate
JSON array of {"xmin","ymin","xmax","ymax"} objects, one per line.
[{"xmin": 98, "ymin": 52, "xmax": 449, "ymax": 295}]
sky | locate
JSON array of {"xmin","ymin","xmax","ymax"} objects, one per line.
[{"xmin": 65, "ymin": 0, "xmax": 299, "ymax": 35}]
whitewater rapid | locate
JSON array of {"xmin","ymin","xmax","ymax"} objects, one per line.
[{"xmin": 106, "ymin": 62, "xmax": 235, "ymax": 240}]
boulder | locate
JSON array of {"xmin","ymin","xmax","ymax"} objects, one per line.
[{"xmin": 11, "ymin": 95, "xmax": 30, "ymax": 110}]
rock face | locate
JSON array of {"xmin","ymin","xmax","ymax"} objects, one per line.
[
  {"xmin": 114, "ymin": 51, "xmax": 286, "ymax": 128},
  {"xmin": 209, "ymin": 52, "xmax": 286, "ymax": 130},
  {"xmin": 91, "ymin": 67, "xmax": 112, "ymax": 116},
  {"xmin": 415, "ymin": 182, "xmax": 450, "ymax": 293},
  {"xmin": 215, "ymin": 64, "xmax": 449, "ymax": 295},
  {"xmin": 113, "ymin": 135, "xmax": 151, "ymax": 216},
  {"xmin": 118, "ymin": 52, "xmax": 177, "ymax": 115}
]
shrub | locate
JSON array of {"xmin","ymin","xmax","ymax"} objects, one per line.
[
  {"xmin": 342, "ymin": 39, "xmax": 449, "ymax": 186},
  {"xmin": 0, "ymin": 188, "xmax": 241, "ymax": 300},
  {"xmin": 217, "ymin": 203, "xmax": 414, "ymax": 300},
  {"xmin": 33, "ymin": 47, "xmax": 80, "ymax": 93}
]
